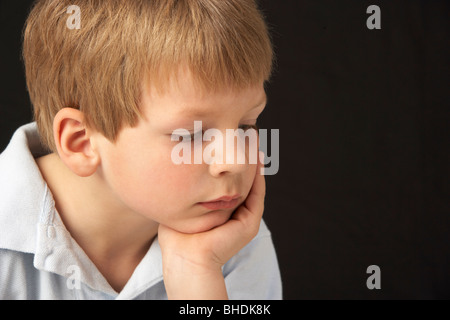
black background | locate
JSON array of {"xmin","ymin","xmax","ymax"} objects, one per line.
[{"xmin": 0, "ymin": 0, "xmax": 449, "ymax": 299}]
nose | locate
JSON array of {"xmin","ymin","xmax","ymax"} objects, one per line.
[
  {"xmin": 205, "ymin": 129, "xmax": 258, "ymax": 177},
  {"xmin": 208, "ymin": 158, "xmax": 249, "ymax": 177}
]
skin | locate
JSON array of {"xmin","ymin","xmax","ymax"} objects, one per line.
[{"xmin": 36, "ymin": 70, "xmax": 267, "ymax": 297}]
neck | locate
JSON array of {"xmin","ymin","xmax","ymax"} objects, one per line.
[{"xmin": 37, "ymin": 153, "xmax": 158, "ymax": 292}]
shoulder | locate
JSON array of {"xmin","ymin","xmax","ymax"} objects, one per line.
[
  {"xmin": 223, "ymin": 219, "xmax": 282, "ymax": 299},
  {"xmin": 225, "ymin": 219, "xmax": 274, "ymax": 269},
  {"xmin": 0, "ymin": 248, "xmax": 78, "ymax": 300},
  {"xmin": 255, "ymin": 218, "xmax": 272, "ymax": 239},
  {"xmin": 0, "ymin": 249, "xmax": 35, "ymax": 299}
]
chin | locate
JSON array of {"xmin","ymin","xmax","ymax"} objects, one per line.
[{"xmin": 174, "ymin": 210, "xmax": 234, "ymax": 234}]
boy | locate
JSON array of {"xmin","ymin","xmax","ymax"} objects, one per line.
[{"xmin": 0, "ymin": 0, "xmax": 281, "ymax": 299}]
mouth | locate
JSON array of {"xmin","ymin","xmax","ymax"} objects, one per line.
[{"xmin": 198, "ymin": 194, "xmax": 241, "ymax": 210}]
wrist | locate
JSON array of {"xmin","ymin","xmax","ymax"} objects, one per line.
[{"xmin": 162, "ymin": 254, "xmax": 227, "ymax": 300}]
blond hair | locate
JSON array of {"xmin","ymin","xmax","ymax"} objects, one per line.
[{"xmin": 23, "ymin": 0, "xmax": 273, "ymax": 152}]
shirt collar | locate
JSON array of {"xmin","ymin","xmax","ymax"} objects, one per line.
[{"xmin": 0, "ymin": 122, "xmax": 48, "ymax": 253}]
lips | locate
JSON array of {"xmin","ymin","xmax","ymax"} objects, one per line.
[{"xmin": 198, "ymin": 194, "xmax": 241, "ymax": 210}]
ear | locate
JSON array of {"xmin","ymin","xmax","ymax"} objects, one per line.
[{"xmin": 53, "ymin": 108, "xmax": 100, "ymax": 177}]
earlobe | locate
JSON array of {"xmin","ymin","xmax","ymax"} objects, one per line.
[{"xmin": 53, "ymin": 108, "xmax": 100, "ymax": 177}]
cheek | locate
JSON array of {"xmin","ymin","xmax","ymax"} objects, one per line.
[{"xmin": 101, "ymin": 142, "xmax": 200, "ymax": 215}]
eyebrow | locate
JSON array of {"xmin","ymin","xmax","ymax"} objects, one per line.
[{"xmin": 181, "ymin": 95, "xmax": 267, "ymax": 118}]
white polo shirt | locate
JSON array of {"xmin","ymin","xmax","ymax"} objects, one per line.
[{"xmin": 0, "ymin": 123, "xmax": 282, "ymax": 300}]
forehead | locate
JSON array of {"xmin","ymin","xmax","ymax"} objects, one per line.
[
  {"xmin": 141, "ymin": 71, "xmax": 266, "ymax": 121},
  {"xmin": 174, "ymin": 87, "xmax": 266, "ymax": 118}
]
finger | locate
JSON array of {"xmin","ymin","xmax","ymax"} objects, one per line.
[
  {"xmin": 231, "ymin": 151, "xmax": 266, "ymax": 229},
  {"xmin": 243, "ymin": 151, "xmax": 266, "ymax": 215}
]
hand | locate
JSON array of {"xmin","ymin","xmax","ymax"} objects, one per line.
[{"xmin": 158, "ymin": 151, "xmax": 266, "ymax": 299}]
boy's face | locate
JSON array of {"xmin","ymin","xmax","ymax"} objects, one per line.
[{"xmin": 94, "ymin": 73, "xmax": 267, "ymax": 234}]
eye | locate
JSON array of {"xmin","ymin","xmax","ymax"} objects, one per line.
[
  {"xmin": 238, "ymin": 124, "xmax": 259, "ymax": 131},
  {"xmin": 171, "ymin": 130, "xmax": 203, "ymax": 142}
]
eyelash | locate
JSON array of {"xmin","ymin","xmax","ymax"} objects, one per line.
[
  {"xmin": 239, "ymin": 124, "xmax": 259, "ymax": 131},
  {"xmin": 174, "ymin": 124, "xmax": 259, "ymax": 141}
]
